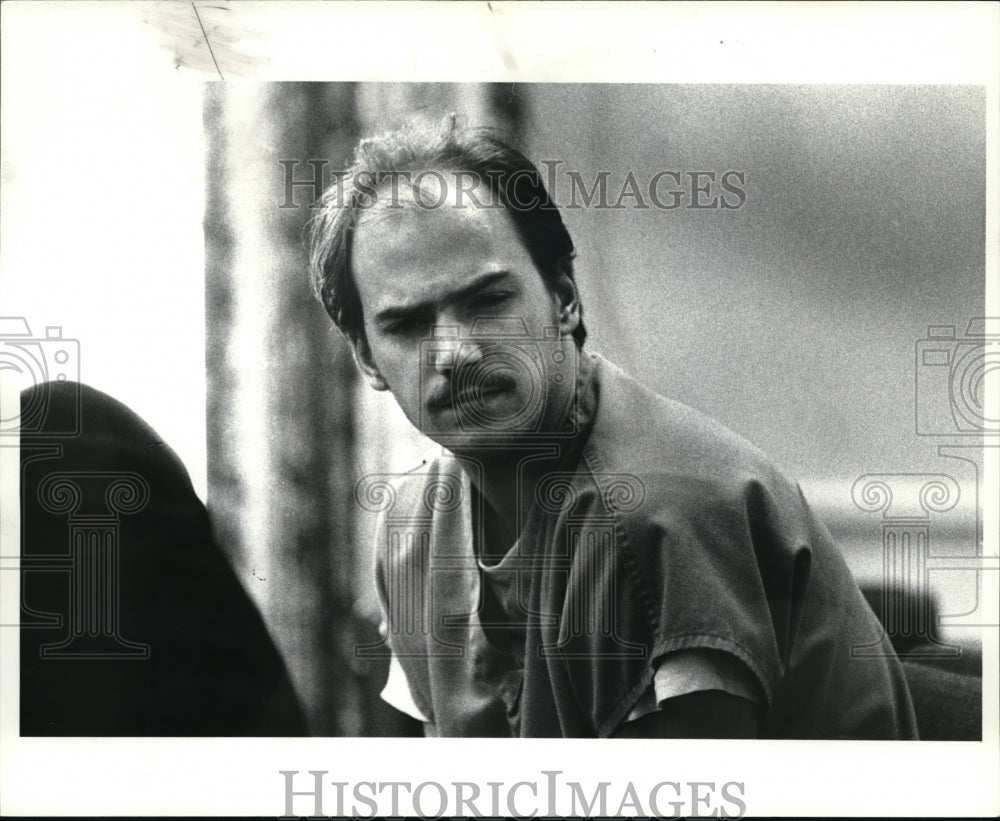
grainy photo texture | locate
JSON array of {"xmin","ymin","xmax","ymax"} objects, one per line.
[
  {"xmin": 3, "ymin": 5, "xmax": 996, "ymax": 815},
  {"xmin": 196, "ymin": 83, "xmax": 984, "ymax": 740}
]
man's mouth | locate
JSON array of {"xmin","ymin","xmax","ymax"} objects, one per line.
[
  {"xmin": 454, "ymin": 384, "xmax": 507, "ymax": 405},
  {"xmin": 428, "ymin": 378, "xmax": 515, "ymax": 413}
]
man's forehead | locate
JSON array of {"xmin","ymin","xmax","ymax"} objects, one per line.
[
  {"xmin": 351, "ymin": 181, "xmax": 522, "ymax": 268},
  {"xmin": 352, "ymin": 198, "xmax": 493, "ymax": 272}
]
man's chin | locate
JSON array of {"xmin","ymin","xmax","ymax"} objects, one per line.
[
  {"xmin": 419, "ymin": 425, "xmax": 565, "ymax": 456},
  {"xmin": 420, "ymin": 427, "xmax": 518, "ymax": 450}
]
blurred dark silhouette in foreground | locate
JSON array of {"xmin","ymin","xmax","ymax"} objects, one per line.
[{"xmin": 19, "ymin": 381, "xmax": 307, "ymax": 736}]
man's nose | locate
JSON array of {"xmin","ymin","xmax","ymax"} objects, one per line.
[{"xmin": 427, "ymin": 324, "xmax": 485, "ymax": 374}]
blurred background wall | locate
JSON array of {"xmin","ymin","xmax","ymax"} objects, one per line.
[{"xmin": 202, "ymin": 83, "xmax": 986, "ymax": 735}]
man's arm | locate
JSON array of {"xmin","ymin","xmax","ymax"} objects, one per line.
[{"xmin": 611, "ymin": 691, "xmax": 757, "ymax": 739}]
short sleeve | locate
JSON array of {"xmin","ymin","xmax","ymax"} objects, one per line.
[{"xmin": 625, "ymin": 648, "xmax": 760, "ymax": 723}]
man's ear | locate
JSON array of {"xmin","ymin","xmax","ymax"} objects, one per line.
[
  {"xmin": 551, "ymin": 261, "xmax": 581, "ymax": 337},
  {"xmin": 348, "ymin": 333, "xmax": 389, "ymax": 391}
]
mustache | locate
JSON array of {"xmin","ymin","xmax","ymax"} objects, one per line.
[{"xmin": 425, "ymin": 368, "xmax": 518, "ymax": 412}]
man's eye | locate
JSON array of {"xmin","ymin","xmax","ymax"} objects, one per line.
[
  {"xmin": 468, "ymin": 291, "xmax": 513, "ymax": 311},
  {"xmin": 384, "ymin": 317, "xmax": 424, "ymax": 336}
]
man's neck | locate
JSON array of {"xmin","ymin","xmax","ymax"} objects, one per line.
[{"xmin": 462, "ymin": 443, "xmax": 565, "ymax": 561}]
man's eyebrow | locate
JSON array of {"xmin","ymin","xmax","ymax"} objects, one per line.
[{"xmin": 374, "ymin": 271, "xmax": 515, "ymax": 324}]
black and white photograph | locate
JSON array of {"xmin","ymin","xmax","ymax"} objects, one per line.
[{"xmin": 1, "ymin": 2, "xmax": 997, "ymax": 817}]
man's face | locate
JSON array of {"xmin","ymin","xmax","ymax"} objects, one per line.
[{"xmin": 349, "ymin": 179, "xmax": 580, "ymax": 452}]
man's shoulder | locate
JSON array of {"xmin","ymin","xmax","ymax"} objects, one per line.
[
  {"xmin": 588, "ymin": 353, "xmax": 785, "ymax": 491},
  {"xmin": 363, "ymin": 446, "xmax": 465, "ymax": 519},
  {"xmin": 584, "ymin": 355, "xmax": 841, "ymax": 593},
  {"xmin": 366, "ymin": 449, "xmax": 468, "ymax": 584}
]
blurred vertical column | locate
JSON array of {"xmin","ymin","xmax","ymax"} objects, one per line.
[{"xmin": 203, "ymin": 83, "xmax": 361, "ymax": 734}]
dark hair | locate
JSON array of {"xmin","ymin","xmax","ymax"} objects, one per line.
[{"xmin": 307, "ymin": 117, "xmax": 586, "ymax": 347}]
